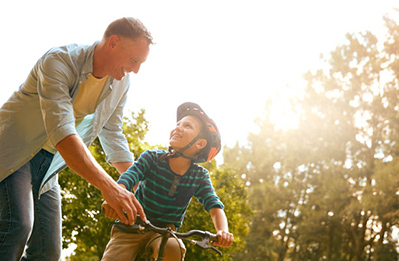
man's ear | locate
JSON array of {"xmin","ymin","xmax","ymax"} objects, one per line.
[
  {"xmin": 108, "ymin": 35, "xmax": 121, "ymax": 49},
  {"xmin": 196, "ymin": 139, "xmax": 207, "ymax": 150}
]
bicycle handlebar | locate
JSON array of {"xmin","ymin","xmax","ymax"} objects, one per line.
[{"xmin": 113, "ymin": 216, "xmax": 222, "ymax": 257}]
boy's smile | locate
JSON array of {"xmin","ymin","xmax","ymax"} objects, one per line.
[{"xmin": 169, "ymin": 115, "xmax": 203, "ymax": 152}]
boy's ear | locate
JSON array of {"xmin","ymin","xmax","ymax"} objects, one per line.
[{"xmin": 196, "ymin": 139, "xmax": 207, "ymax": 150}]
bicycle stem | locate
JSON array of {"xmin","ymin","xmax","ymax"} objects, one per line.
[{"xmin": 156, "ymin": 234, "xmax": 169, "ymax": 261}]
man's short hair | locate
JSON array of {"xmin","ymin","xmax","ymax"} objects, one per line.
[{"xmin": 104, "ymin": 17, "xmax": 153, "ymax": 44}]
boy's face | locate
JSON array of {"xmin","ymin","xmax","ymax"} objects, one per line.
[{"xmin": 169, "ymin": 115, "xmax": 206, "ymax": 153}]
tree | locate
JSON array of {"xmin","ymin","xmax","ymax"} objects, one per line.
[
  {"xmin": 297, "ymin": 15, "xmax": 399, "ymax": 260},
  {"xmin": 225, "ymin": 103, "xmax": 310, "ymax": 261},
  {"xmin": 226, "ymin": 14, "xmax": 399, "ymax": 260}
]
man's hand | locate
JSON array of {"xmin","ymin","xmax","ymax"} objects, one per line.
[
  {"xmin": 55, "ymin": 134, "xmax": 146, "ymax": 225},
  {"xmin": 100, "ymin": 183, "xmax": 146, "ymax": 225}
]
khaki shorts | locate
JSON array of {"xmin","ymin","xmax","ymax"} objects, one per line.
[{"xmin": 101, "ymin": 226, "xmax": 186, "ymax": 261}]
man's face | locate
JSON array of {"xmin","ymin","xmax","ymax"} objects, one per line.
[
  {"xmin": 108, "ymin": 36, "xmax": 150, "ymax": 80},
  {"xmin": 169, "ymin": 115, "xmax": 203, "ymax": 151}
]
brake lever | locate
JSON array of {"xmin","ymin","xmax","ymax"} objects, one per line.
[
  {"xmin": 113, "ymin": 216, "xmax": 148, "ymax": 234},
  {"xmin": 210, "ymin": 246, "xmax": 223, "ymax": 257},
  {"xmin": 189, "ymin": 233, "xmax": 223, "ymax": 257}
]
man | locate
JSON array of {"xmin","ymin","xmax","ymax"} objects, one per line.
[{"xmin": 0, "ymin": 17, "xmax": 152, "ymax": 260}]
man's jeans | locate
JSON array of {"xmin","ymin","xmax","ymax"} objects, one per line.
[{"xmin": 0, "ymin": 149, "xmax": 61, "ymax": 261}]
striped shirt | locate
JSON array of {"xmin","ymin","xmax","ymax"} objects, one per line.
[{"xmin": 117, "ymin": 150, "xmax": 224, "ymax": 228}]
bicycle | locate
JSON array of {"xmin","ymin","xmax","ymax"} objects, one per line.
[{"xmin": 113, "ymin": 216, "xmax": 222, "ymax": 261}]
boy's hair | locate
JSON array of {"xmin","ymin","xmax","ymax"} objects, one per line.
[{"xmin": 104, "ymin": 17, "xmax": 153, "ymax": 44}]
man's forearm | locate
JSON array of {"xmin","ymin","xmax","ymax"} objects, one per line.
[
  {"xmin": 56, "ymin": 134, "xmax": 146, "ymax": 224},
  {"xmin": 55, "ymin": 134, "xmax": 115, "ymax": 191}
]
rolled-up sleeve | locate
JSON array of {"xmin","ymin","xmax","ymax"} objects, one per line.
[
  {"xmin": 98, "ymin": 84, "xmax": 133, "ymax": 164},
  {"xmin": 37, "ymin": 52, "xmax": 77, "ymax": 147},
  {"xmin": 195, "ymin": 173, "xmax": 224, "ymax": 212}
]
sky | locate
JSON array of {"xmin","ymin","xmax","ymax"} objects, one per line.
[{"xmin": 1, "ymin": 1, "xmax": 398, "ymax": 165}]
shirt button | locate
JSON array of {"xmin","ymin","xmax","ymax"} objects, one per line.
[{"xmin": 10, "ymin": 169, "xmax": 14, "ymax": 173}]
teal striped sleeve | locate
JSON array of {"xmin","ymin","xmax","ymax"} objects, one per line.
[
  {"xmin": 194, "ymin": 170, "xmax": 224, "ymax": 212},
  {"xmin": 117, "ymin": 150, "xmax": 153, "ymax": 191}
]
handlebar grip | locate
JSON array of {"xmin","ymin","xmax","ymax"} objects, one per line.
[{"xmin": 209, "ymin": 234, "xmax": 218, "ymax": 243}]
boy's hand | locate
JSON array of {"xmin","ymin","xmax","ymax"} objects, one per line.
[
  {"xmin": 101, "ymin": 201, "xmax": 119, "ymax": 220},
  {"xmin": 213, "ymin": 230, "xmax": 234, "ymax": 247},
  {"xmin": 101, "ymin": 182, "xmax": 146, "ymax": 225}
]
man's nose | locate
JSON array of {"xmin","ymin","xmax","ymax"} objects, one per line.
[{"xmin": 130, "ymin": 63, "xmax": 141, "ymax": 74}]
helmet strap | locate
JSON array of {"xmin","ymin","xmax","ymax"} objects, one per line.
[{"xmin": 158, "ymin": 132, "xmax": 203, "ymax": 162}]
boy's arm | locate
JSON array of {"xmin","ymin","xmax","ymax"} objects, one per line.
[
  {"xmin": 112, "ymin": 162, "xmax": 140, "ymax": 191},
  {"xmin": 112, "ymin": 162, "xmax": 133, "ymax": 174},
  {"xmin": 209, "ymin": 208, "xmax": 234, "ymax": 247},
  {"xmin": 102, "ymin": 164, "xmax": 139, "ymax": 220}
]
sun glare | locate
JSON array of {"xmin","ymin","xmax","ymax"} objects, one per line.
[
  {"xmin": 269, "ymin": 101, "xmax": 300, "ymax": 130},
  {"xmin": 267, "ymin": 84, "xmax": 304, "ymax": 131}
]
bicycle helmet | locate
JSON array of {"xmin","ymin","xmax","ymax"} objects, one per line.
[{"xmin": 160, "ymin": 102, "xmax": 221, "ymax": 163}]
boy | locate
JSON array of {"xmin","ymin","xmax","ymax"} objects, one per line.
[{"xmin": 101, "ymin": 102, "xmax": 234, "ymax": 261}]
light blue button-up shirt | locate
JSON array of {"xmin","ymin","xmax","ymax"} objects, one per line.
[{"xmin": 0, "ymin": 41, "xmax": 134, "ymax": 196}]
